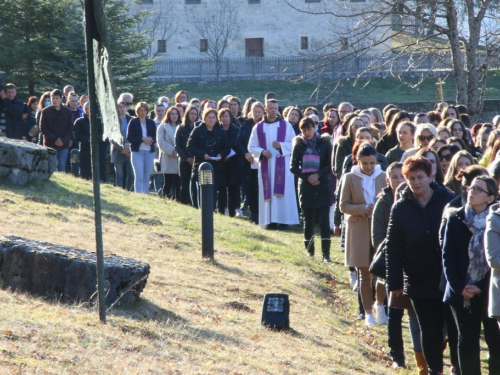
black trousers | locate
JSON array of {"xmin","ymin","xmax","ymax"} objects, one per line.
[
  {"xmin": 217, "ymin": 185, "xmax": 240, "ymax": 217},
  {"xmin": 163, "ymin": 174, "xmax": 180, "ymax": 201},
  {"xmin": 241, "ymin": 165, "xmax": 258, "ymax": 223},
  {"xmin": 411, "ymin": 296, "xmax": 445, "ymax": 375},
  {"xmin": 179, "ymin": 162, "xmax": 193, "ymax": 206},
  {"xmin": 302, "ymin": 206, "xmax": 331, "ymax": 253},
  {"xmin": 450, "ymin": 293, "xmax": 500, "ymax": 375}
]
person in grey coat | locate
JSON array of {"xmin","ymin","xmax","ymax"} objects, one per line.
[{"xmin": 486, "ymin": 202, "xmax": 500, "ymax": 329}]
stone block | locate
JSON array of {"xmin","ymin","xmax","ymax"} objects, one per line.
[
  {"xmin": 0, "ymin": 235, "xmax": 150, "ymax": 307},
  {"xmin": 0, "ymin": 137, "xmax": 57, "ymax": 185}
]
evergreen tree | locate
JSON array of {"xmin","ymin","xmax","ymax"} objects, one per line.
[{"xmin": 0, "ymin": 0, "xmax": 157, "ymax": 101}]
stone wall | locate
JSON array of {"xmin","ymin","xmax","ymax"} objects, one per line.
[{"xmin": 0, "ymin": 137, "xmax": 57, "ymax": 185}]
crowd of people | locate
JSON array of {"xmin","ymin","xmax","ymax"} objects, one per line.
[{"xmin": 2, "ymin": 82, "xmax": 500, "ymax": 374}]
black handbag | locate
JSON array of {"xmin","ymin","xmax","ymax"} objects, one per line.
[{"xmin": 369, "ymin": 240, "xmax": 386, "ymax": 280}]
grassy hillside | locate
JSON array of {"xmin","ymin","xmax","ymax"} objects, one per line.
[
  {"xmin": 157, "ymin": 72, "xmax": 500, "ymax": 108},
  {"xmin": 0, "ymin": 173, "xmax": 483, "ymax": 374}
]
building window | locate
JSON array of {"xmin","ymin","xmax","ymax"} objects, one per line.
[
  {"xmin": 301, "ymin": 37, "xmax": 308, "ymax": 50},
  {"xmin": 157, "ymin": 40, "xmax": 166, "ymax": 53},
  {"xmin": 248, "ymin": 0, "xmax": 260, "ymax": 3},
  {"xmin": 350, "ymin": 0, "xmax": 366, "ymax": 2},
  {"xmin": 200, "ymin": 39, "xmax": 208, "ymax": 52},
  {"xmin": 138, "ymin": 0, "xmax": 153, "ymax": 3},
  {"xmin": 305, "ymin": 0, "xmax": 320, "ymax": 3},
  {"xmin": 185, "ymin": 0, "xmax": 201, "ymax": 4},
  {"xmin": 245, "ymin": 38, "xmax": 264, "ymax": 57}
]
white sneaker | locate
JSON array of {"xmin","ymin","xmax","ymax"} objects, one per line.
[
  {"xmin": 365, "ymin": 314, "xmax": 376, "ymax": 326},
  {"xmin": 224, "ymin": 209, "xmax": 229, "ymax": 216},
  {"xmin": 235, "ymin": 208, "xmax": 243, "ymax": 217},
  {"xmin": 374, "ymin": 303, "xmax": 387, "ymax": 325},
  {"xmin": 352, "ymin": 281, "xmax": 358, "ymax": 292},
  {"xmin": 349, "ymin": 270, "xmax": 357, "ymax": 286}
]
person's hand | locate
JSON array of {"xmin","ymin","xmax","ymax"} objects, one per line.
[
  {"xmin": 215, "ymin": 154, "xmax": 222, "ymax": 160},
  {"xmin": 333, "ymin": 225, "xmax": 341, "ymax": 236},
  {"xmin": 187, "ymin": 157, "xmax": 194, "ymax": 165},
  {"xmin": 22, "ymin": 113, "xmax": 28, "ymax": 120},
  {"xmin": 54, "ymin": 138, "xmax": 63, "ymax": 147},
  {"xmin": 262, "ymin": 150, "xmax": 272, "ymax": 159},
  {"xmin": 0, "ymin": 90, "xmax": 6, "ymax": 100},
  {"xmin": 245, "ymin": 153, "xmax": 254, "ymax": 163},
  {"xmin": 172, "ymin": 150, "xmax": 178, "ymax": 158},
  {"xmin": 22, "ymin": 136, "xmax": 27, "ymax": 142},
  {"xmin": 204, "ymin": 154, "xmax": 211, "ymax": 161},
  {"xmin": 308, "ymin": 173, "xmax": 320, "ymax": 186},
  {"xmin": 365, "ymin": 204, "xmax": 374, "ymax": 216},
  {"xmin": 463, "ymin": 285, "xmax": 481, "ymax": 299},
  {"xmin": 272, "ymin": 141, "xmax": 281, "ymax": 149},
  {"xmin": 142, "ymin": 137, "xmax": 152, "ymax": 146},
  {"xmin": 392, "ymin": 289, "xmax": 404, "ymax": 296}
]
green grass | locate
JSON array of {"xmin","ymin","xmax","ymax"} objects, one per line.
[
  {"xmin": 157, "ymin": 71, "xmax": 500, "ymax": 107},
  {"xmin": 0, "ymin": 173, "xmax": 492, "ymax": 374}
]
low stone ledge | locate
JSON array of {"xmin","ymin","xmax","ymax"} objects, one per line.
[
  {"xmin": 0, "ymin": 137, "xmax": 57, "ymax": 185},
  {"xmin": 0, "ymin": 235, "xmax": 150, "ymax": 307}
]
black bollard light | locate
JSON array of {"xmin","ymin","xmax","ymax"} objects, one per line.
[
  {"xmin": 261, "ymin": 293, "xmax": 290, "ymax": 330},
  {"xmin": 199, "ymin": 162, "xmax": 214, "ymax": 260}
]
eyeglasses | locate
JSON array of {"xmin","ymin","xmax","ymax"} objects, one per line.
[
  {"xmin": 314, "ymin": 121, "xmax": 319, "ymax": 125},
  {"xmin": 439, "ymin": 153, "xmax": 452, "ymax": 162},
  {"xmin": 469, "ymin": 185, "xmax": 489, "ymax": 195},
  {"xmin": 418, "ymin": 135, "xmax": 434, "ymax": 142},
  {"xmin": 125, "ymin": 102, "xmax": 133, "ymax": 106}
]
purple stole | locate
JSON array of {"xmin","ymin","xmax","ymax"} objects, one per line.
[{"xmin": 256, "ymin": 120, "xmax": 287, "ymax": 202}]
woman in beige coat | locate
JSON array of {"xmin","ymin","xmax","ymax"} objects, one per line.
[
  {"xmin": 340, "ymin": 142, "xmax": 386, "ymax": 326},
  {"xmin": 157, "ymin": 107, "xmax": 181, "ymax": 200}
]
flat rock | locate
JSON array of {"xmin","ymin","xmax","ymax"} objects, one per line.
[
  {"xmin": 0, "ymin": 235, "xmax": 150, "ymax": 307},
  {"xmin": 0, "ymin": 137, "xmax": 57, "ymax": 185}
]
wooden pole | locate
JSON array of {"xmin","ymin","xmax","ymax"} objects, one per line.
[{"xmin": 84, "ymin": 0, "xmax": 107, "ymax": 323}]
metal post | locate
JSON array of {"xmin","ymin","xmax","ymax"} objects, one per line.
[
  {"xmin": 198, "ymin": 162, "xmax": 214, "ymax": 260},
  {"xmin": 84, "ymin": 0, "xmax": 107, "ymax": 323}
]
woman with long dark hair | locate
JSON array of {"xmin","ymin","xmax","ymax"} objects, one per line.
[{"xmin": 175, "ymin": 105, "xmax": 198, "ymax": 207}]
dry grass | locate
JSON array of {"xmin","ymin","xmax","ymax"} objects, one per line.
[{"xmin": 0, "ymin": 173, "xmax": 469, "ymax": 374}]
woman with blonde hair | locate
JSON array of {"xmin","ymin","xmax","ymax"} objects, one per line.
[
  {"xmin": 480, "ymin": 129, "xmax": 500, "ymax": 166},
  {"xmin": 126, "ymin": 102, "xmax": 157, "ymax": 194},
  {"xmin": 158, "ymin": 107, "xmax": 182, "ymax": 200}
]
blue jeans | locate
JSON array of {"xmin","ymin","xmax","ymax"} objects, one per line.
[
  {"xmin": 56, "ymin": 149, "xmax": 69, "ymax": 172},
  {"xmin": 114, "ymin": 159, "xmax": 134, "ymax": 191},
  {"xmin": 131, "ymin": 150, "xmax": 154, "ymax": 194}
]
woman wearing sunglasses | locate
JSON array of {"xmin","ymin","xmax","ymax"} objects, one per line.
[
  {"xmin": 401, "ymin": 124, "xmax": 439, "ymax": 162},
  {"xmin": 437, "ymin": 145, "xmax": 454, "ymax": 175}
]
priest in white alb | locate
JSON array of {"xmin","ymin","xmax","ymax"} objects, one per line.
[{"xmin": 248, "ymin": 99, "xmax": 299, "ymax": 228}]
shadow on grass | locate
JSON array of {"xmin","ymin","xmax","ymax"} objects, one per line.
[
  {"xmin": 110, "ymin": 298, "xmax": 241, "ymax": 345},
  {"xmin": 211, "ymin": 259, "xmax": 245, "ymax": 276},
  {"xmin": 0, "ymin": 176, "xmax": 133, "ymax": 216}
]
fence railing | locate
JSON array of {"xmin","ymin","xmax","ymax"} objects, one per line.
[{"xmin": 149, "ymin": 52, "xmax": 496, "ymax": 83}]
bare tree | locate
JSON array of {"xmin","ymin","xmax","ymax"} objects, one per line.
[
  {"xmin": 191, "ymin": 0, "xmax": 241, "ymax": 82},
  {"xmin": 284, "ymin": 0, "xmax": 500, "ymax": 119},
  {"xmin": 135, "ymin": 3, "xmax": 178, "ymax": 59}
]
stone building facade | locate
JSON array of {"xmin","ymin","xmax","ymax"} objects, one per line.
[{"xmin": 131, "ymin": 0, "xmax": 390, "ymax": 60}]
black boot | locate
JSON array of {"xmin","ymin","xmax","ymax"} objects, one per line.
[
  {"xmin": 322, "ymin": 238, "xmax": 331, "ymax": 263},
  {"xmin": 304, "ymin": 239, "xmax": 314, "ymax": 256}
]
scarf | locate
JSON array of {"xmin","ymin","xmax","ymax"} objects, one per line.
[
  {"xmin": 464, "ymin": 204, "xmax": 490, "ymax": 284},
  {"xmin": 351, "ymin": 164, "xmax": 383, "ymax": 205},
  {"xmin": 302, "ymin": 132, "xmax": 321, "ymax": 173}
]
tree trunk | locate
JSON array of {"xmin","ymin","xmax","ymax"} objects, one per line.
[{"xmin": 445, "ymin": 1, "xmax": 467, "ymax": 107}]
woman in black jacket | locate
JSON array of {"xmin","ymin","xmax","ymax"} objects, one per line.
[
  {"xmin": 126, "ymin": 102, "xmax": 157, "ymax": 194},
  {"xmin": 175, "ymin": 105, "xmax": 198, "ymax": 207},
  {"xmin": 187, "ymin": 109, "xmax": 230, "ymax": 206},
  {"xmin": 237, "ymin": 102, "xmax": 264, "ymax": 224},
  {"xmin": 442, "ymin": 176, "xmax": 500, "ymax": 375},
  {"xmin": 386, "ymin": 156, "xmax": 455, "ymax": 375},
  {"xmin": 218, "ymin": 108, "xmax": 241, "ymax": 217},
  {"xmin": 291, "ymin": 118, "xmax": 333, "ymax": 262}
]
